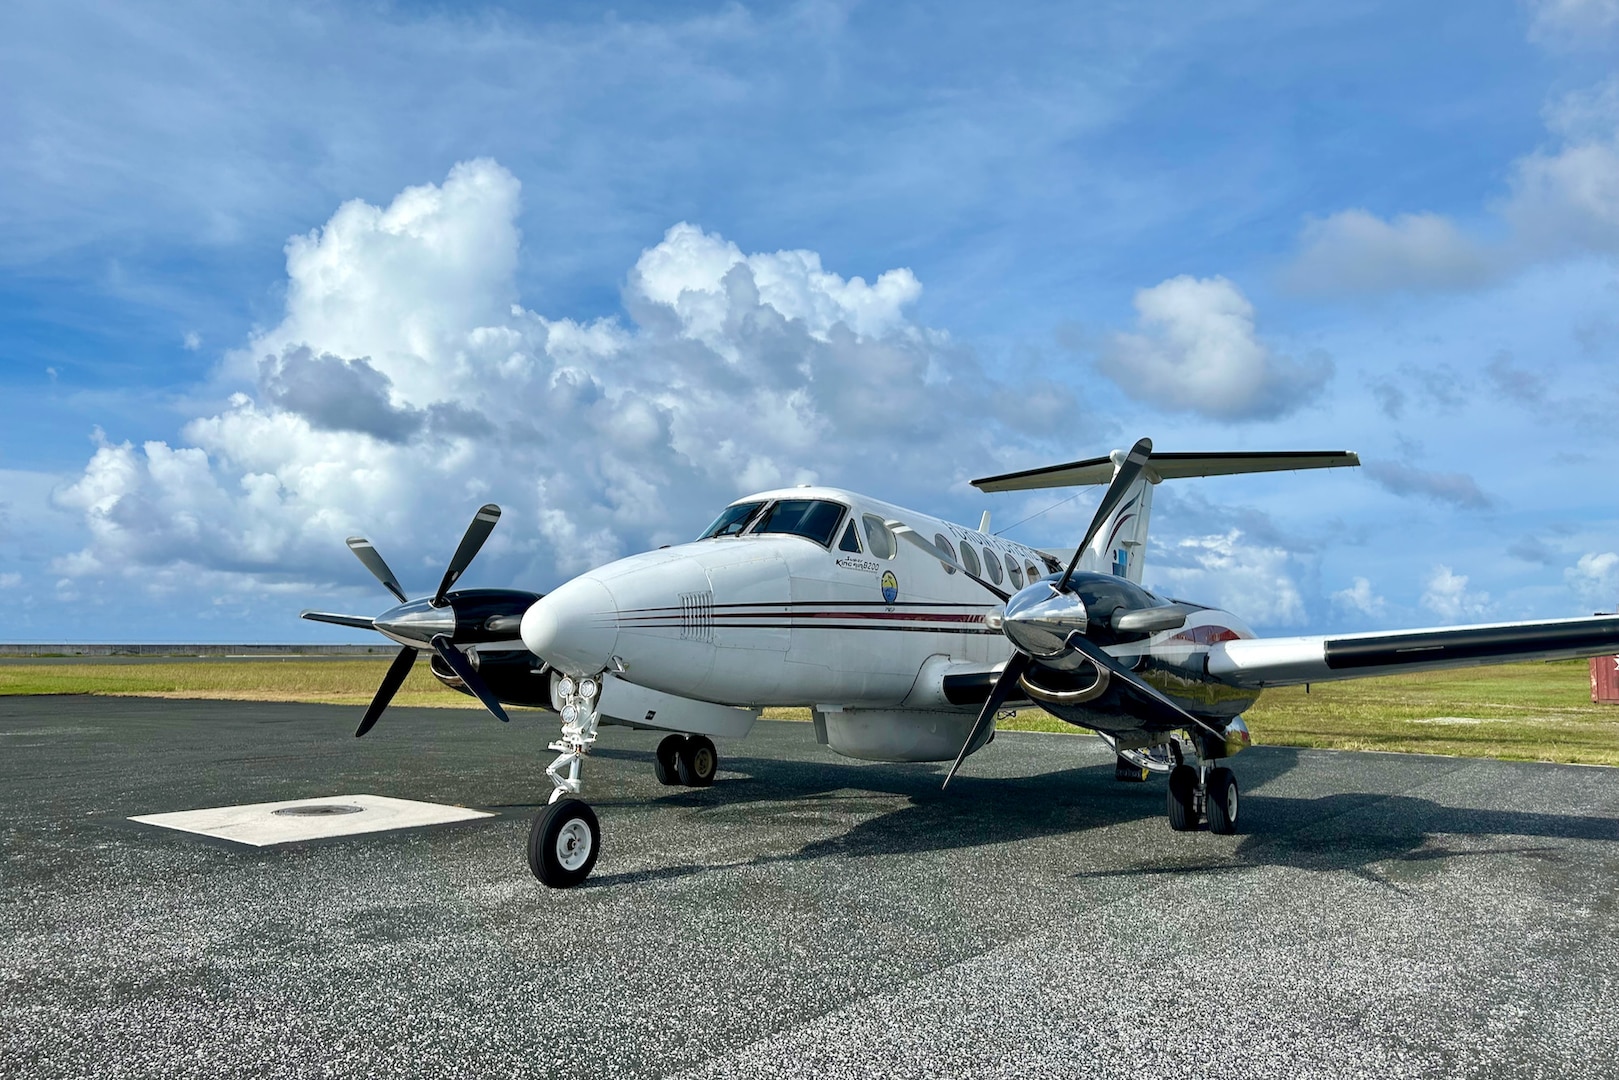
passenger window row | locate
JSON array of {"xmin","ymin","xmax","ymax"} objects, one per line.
[{"xmin": 703, "ymin": 499, "xmax": 1042, "ymax": 583}]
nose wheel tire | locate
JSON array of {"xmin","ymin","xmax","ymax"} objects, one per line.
[
  {"xmin": 1167, "ymin": 764, "xmax": 1198, "ymax": 831},
  {"xmin": 528, "ymin": 798, "xmax": 600, "ymax": 888},
  {"xmin": 677, "ymin": 735, "xmax": 718, "ymax": 786},
  {"xmin": 1206, "ymin": 767, "xmax": 1239, "ymax": 834},
  {"xmin": 654, "ymin": 735, "xmax": 686, "ymax": 786}
]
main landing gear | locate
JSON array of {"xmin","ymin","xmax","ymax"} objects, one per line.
[
  {"xmin": 1167, "ymin": 760, "xmax": 1239, "ymax": 835},
  {"xmin": 1110, "ymin": 733, "xmax": 1241, "ymax": 834},
  {"xmin": 654, "ymin": 734, "xmax": 718, "ymax": 787}
]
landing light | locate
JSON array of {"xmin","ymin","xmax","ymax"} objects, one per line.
[
  {"xmin": 558, "ymin": 676, "xmax": 576, "ymax": 698},
  {"xmin": 580, "ymin": 678, "xmax": 598, "ymax": 700}
]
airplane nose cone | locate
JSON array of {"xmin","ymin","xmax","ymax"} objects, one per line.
[{"xmin": 521, "ymin": 577, "xmax": 620, "ymax": 675}]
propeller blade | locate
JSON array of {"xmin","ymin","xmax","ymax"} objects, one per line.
[
  {"xmin": 1058, "ymin": 437, "xmax": 1152, "ymax": 593},
  {"xmin": 300, "ymin": 610, "xmax": 376, "ymax": 630},
  {"xmin": 356, "ymin": 646, "xmax": 418, "ymax": 737},
  {"xmin": 433, "ymin": 504, "xmax": 502, "ymax": 608},
  {"xmin": 347, "ymin": 537, "xmax": 408, "ymax": 604},
  {"xmin": 943, "ymin": 651, "xmax": 1031, "ymax": 789},
  {"xmin": 1056, "ymin": 630, "xmax": 1226, "ymax": 742},
  {"xmin": 430, "ymin": 635, "xmax": 511, "ymax": 723},
  {"xmin": 886, "ymin": 519, "xmax": 1011, "ymax": 603}
]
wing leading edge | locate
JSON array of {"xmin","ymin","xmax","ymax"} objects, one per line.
[{"xmin": 1207, "ymin": 615, "xmax": 1619, "ymax": 688}]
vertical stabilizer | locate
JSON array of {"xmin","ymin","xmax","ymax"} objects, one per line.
[{"xmin": 1079, "ymin": 460, "xmax": 1153, "ymax": 583}]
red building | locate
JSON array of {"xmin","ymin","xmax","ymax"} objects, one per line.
[{"xmin": 1591, "ymin": 655, "xmax": 1619, "ymax": 704}]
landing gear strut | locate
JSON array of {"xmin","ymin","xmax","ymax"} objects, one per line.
[{"xmin": 530, "ymin": 673, "xmax": 606, "ymax": 888}]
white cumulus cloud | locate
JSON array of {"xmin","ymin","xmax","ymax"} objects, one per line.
[
  {"xmin": 1565, "ymin": 551, "xmax": 1619, "ymax": 610},
  {"xmin": 1286, "ymin": 210, "xmax": 1496, "ymax": 294},
  {"xmin": 1528, "ymin": 0, "xmax": 1619, "ymax": 43},
  {"xmin": 1147, "ymin": 529, "xmax": 1307, "ymax": 627},
  {"xmin": 1096, "ymin": 275, "xmax": 1332, "ymax": 421},
  {"xmin": 1504, "ymin": 78, "xmax": 1619, "ymax": 255},
  {"xmin": 51, "ymin": 159, "xmax": 1075, "ymax": 598},
  {"xmin": 1332, "ymin": 576, "xmax": 1386, "ymax": 618},
  {"xmin": 1286, "ymin": 75, "xmax": 1619, "ymax": 294},
  {"xmin": 1421, "ymin": 565, "xmax": 1493, "ymax": 622}
]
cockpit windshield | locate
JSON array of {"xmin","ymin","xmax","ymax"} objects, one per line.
[
  {"xmin": 752, "ymin": 499, "xmax": 847, "ymax": 547},
  {"xmin": 700, "ymin": 501, "xmax": 765, "ymax": 539}
]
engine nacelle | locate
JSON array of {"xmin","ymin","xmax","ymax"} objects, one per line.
[
  {"xmin": 431, "ymin": 648, "xmax": 554, "ymax": 708},
  {"xmin": 1206, "ymin": 716, "xmax": 1251, "ymax": 759}
]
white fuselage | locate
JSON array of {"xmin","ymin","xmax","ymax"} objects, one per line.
[{"xmin": 521, "ymin": 487, "xmax": 1051, "ymax": 708}]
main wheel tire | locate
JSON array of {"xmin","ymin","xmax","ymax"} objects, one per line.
[
  {"xmin": 654, "ymin": 735, "xmax": 686, "ymax": 786},
  {"xmin": 676, "ymin": 735, "xmax": 718, "ymax": 787},
  {"xmin": 1114, "ymin": 755, "xmax": 1149, "ymax": 782},
  {"xmin": 527, "ymin": 799, "xmax": 600, "ymax": 888},
  {"xmin": 1167, "ymin": 764, "xmax": 1198, "ymax": 832},
  {"xmin": 1206, "ymin": 767, "xmax": 1239, "ymax": 835}
]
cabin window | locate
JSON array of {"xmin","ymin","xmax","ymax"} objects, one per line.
[
  {"xmin": 862, "ymin": 515, "xmax": 896, "ymax": 559},
  {"xmin": 958, "ymin": 540, "xmax": 981, "ymax": 578},
  {"xmin": 839, "ymin": 521, "xmax": 863, "ymax": 553},
  {"xmin": 934, "ymin": 533, "xmax": 956, "ymax": 573},
  {"xmin": 1006, "ymin": 555, "xmax": 1023, "ymax": 588},
  {"xmin": 701, "ymin": 501, "xmax": 766, "ymax": 539},
  {"xmin": 1026, "ymin": 562, "xmax": 1041, "ymax": 583},
  {"xmin": 982, "ymin": 546, "xmax": 1002, "ymax": 585},
  {"xmin": 753, "ymin": 499, "xmax": 846, "ymax": 548}
]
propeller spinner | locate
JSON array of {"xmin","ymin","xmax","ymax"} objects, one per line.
[{"xmin": 301, "ymin": 504, "xmax": 541, "ymax": 736}]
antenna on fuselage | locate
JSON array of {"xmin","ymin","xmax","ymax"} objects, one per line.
[{"xmin": 978, "ymin": 511, "xmax": 991, "ymax": 533}]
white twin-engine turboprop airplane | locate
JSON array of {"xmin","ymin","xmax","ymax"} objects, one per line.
[{"xmin": 303, "ymin": 439, "xmax": 1619, "ymax": 888}]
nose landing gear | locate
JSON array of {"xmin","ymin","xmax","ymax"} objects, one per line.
[
  {"xmin": 529, "ymin": 676, "xmax": 728, "ymax": 888},
  {"xmin": 530, "ymin": 674, "xmax": 606, "ymax": 888}
]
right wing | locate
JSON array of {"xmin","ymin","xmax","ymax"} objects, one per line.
[{"xmin": 1206, "ymin": 615, "xmax": 1619, "ymax": 688}]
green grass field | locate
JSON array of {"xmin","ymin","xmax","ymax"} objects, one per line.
[{"xmin": 2, "ymin": 656, "xmax": 1615, "ymax": 766}]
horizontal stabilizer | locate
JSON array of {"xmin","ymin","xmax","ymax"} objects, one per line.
[{"xmin": 973, "ymin": 450, "xmax": 1360, "ymax": 492}]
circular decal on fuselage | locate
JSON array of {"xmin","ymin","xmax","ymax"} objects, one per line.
[{"xmin": 881, "ymin": 570, "xmax": 899, "ymax": 603}]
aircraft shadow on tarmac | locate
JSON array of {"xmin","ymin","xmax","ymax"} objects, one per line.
[{"xmin": 565, "ymin": 745, "xmax": 1619, "ymax": 889}]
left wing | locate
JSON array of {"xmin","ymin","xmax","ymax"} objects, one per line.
[{"xmin": 1206, "ymin": 615, "xmax": 1619, "ymax": 688}]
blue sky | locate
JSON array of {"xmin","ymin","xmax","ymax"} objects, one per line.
[{"xmin": 2, "ymin": 0, "xmax": 1617, "ymax": 642}]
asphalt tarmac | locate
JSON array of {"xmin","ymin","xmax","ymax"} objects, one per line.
[{"xmin": 3, "ymin": 695, "xmax": 1617, "ymax": 1079}]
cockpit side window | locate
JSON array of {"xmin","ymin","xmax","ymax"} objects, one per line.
[
  {"xmin": 839, "ymin": 521, "xmax": 862, "ymax": 553},
  {"xmin": 700, "ymin": 501, "xmax": 766, "ymax": 539},
  {"xmin": 753, "ymin": 499, "xmax": 846, "ymax": 548}
]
